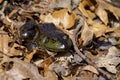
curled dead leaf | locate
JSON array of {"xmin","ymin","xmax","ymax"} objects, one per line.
[
  {"xmin": 78, "ymin": 0, "xmax": 95, "ymax": 18},
  {"xmin": 82, "ymin": 65, "xmax": 99, "ymax": 75}
]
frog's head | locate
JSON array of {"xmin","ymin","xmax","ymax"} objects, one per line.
[
  {"xmin": 19, "ymin": 20, "xmax": 39, "ymax": 51},
  {"xmin": 20, "ymin": 20, "xmax": 39, "ymax": 42}
]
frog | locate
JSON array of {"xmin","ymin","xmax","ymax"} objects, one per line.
[{"xmin": 19, "ymin": 20, "xmax": 72, "ymax": 52}]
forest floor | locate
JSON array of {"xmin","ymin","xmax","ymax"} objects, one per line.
[{"xmin": 0, "ymin": 0, "xmax": 120, "ymax": 80}]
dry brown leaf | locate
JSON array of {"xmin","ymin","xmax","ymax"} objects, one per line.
[
  {"xmin": 39, "ymin": 57, "xmax": 54, "ymax": 76},
  {"xmin": 95, "ymin": 46, "xmax": 120, "ymax": 73},
  {"xmin": 31, "ymin": 2, "xmax": 51, "ymax": 14},
  {"xmin": 62, "ymin": 76, "xmax": 75, "ymax": 80},
  {"xmin": 49, "ymin": 0, "xmax": 71, "ymax": 9},
  {"xmin": 96, "ymin": 0, "xmax": 120, "ymax": 20},
  {"xmin": 0, "ymin": 0, "xmax": 3, "ymax": 3},
  {"xmin": 8, "ymin": 9, "xmax": 18, "ymax": 19},
  {"xmin": 78, "ymin": 0, "xmax": 94, "ymax": 18},
  {"xmin": 9, "ymin": 43, "xmax": 24, "ymax": 56},
  {"xmin": 44, "ymin": 71, "xmax": 58, "ymax": 80},
  {"xmin": 0, "ymin": 58, "xmax": 43, "ymax": 80},
  {"xmin": 89, "ymin": 24, "xmax": 114, "ymax": 37},
  {"xmin": 0, "ymin": 31, "xmax": 8, "ymax": 54},
  {"xmin": 95, "ymin": 6, "xmax": 108, "ymax": 25},
  {"xmin": 0, "ymin": 30, "xmax": 11, "ymax": 54},
  {"xmin": 85, "ymin": 51, "xmax": 96, "ymax": 60},
  {"xmin": 82, "ymin": 65, "xmax": 99, "ymax": 75},
  {"xmin": 49, "ymin": 52, "xmax": 73, "ymax": 76},
  {"xmin": 0, "ymin": 30, "xmax": 23, "ymax": 56},
  {"xmin": 34, "ymin": 0, "xmax": 40, "ymax": 3},
  {"xmin": 40, "ymin": 8, "xmax": 77, "ymax": 29},
  {"xmin": 24, "ymin": 50, "xmax": 37, "ymax": 63},
  {"xmin": 24, "ymin": 49, "xmax": 49, "ymax": 62},
  {"xmin": 78, "ymin": 0, "xmax": 96, "ymax": 23},
  {"xmin": 77, "ymin": 71, "xmax": 98, "ymax": 80},
  {"xmin": 81, "ymin": 22, "xmax": 93, "ymax": 46}
]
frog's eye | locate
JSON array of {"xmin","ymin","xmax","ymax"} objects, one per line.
[
  {"xmin": 20, "ymin": 30, "xmax": 36, "ymax": 40},
  {"xmin": 20, "ymin": 20, "xmax": 37, "ymax": 39}
]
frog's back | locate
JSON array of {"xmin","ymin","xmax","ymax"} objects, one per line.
[{"xmin": 38, "ymin": 23, "xmax": 66, "ymax": 41}]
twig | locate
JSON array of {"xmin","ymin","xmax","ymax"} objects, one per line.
[
  {"xmin": 0, "ymin": 50, "xmax": 11, "ymax": 57},
  {"xmin": 1, "ymin": 0, "xmax": 8, "ymax": 12},
  {"xmin": 71, "ymin": 20, "xmax": 115, "ymax": 80}
]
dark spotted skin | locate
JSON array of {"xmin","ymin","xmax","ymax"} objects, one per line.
[{"xmin": 20, "ymin": 20, "xmax": 72, "ymax": 52}]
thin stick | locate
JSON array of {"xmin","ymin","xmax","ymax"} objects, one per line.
[
  {"xmin": 0, "ymin": 50, "xmax": 11, "ymax": 57},
  {"xmin": 71, "ymin": 21, "xmax": 115, "ymax": 80},
  {"xmin": 1, "ymin": 0, "xmax": 8, "ymax": 12}
]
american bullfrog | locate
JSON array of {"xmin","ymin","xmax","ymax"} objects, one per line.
[{"xmin": 20, "ymin": 20, "xmax": 72, "ymax": 52}]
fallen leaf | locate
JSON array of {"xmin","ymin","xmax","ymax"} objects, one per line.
[
  {"xmin": 0, "ymin": 30, "xmax": 11, "ymax": 55},
  {"xmin": 39, "ymin": 57, "xmax": 54, "ymax": 76},
  {"xmin": 24, "ymin": 49, "xmax": 49, "ymax": 63},
  {"xmin": 0, "ymin": 58, "xmax": 43, "ymax": 80},
  {"xmin": 44, "ymin": 70, "xmax": 58, "ymax": 80},
  {"xmin": 78, "ymin": 0, "xmax": 95, "ymax": 18},
  {"xmin": 89, "ymin": 24, "xmax": 114, "ymax": 37},
  {"xmin": 0, "ymin": 22, "xmax": 24, "ymax": 56},
  {"xmin": 78, "ymin": 0, "xmax": 96, "ymax": 24},
  {"xmin": 95, "ymin": 46, "xmax": 120, "ymax": 73},
  {"xmin": 31, "ymin": 2, "xmax": 51, "ymax": 14},
  {"xmin": 49, "ymin": 0, "xmax": 71, "ymax": 9},
  {"xmin": 96, "ymin": 0, "xmax": 120, "ymax": 20},
  {"xmin": 76, "ymin": 70, "xmax": 98, "ymax": 80},
  {"xmin": 62, "ymin": 76, "xmax": 75, "ymax": 80},
  {"xmin": 0, "ymin": 0, "xmax": 3, "ymax": 4},
  {"xmin": 24, "ymin": 50, "xmax": 37, "ymax": 63},
  {"xmin": 81, "ymin": 22, "xmax": 93, "ymax": 46},
  {"xmin": 72, "ymin": 0, "xmax": 81, "ymax": 9},
  {"xmin": 40, "ymin": 8, "xmax": 77, "ymax": 29},
  {"xmin": 95, "ymin": 6, "xmax": 108, "ymax": 25},
  {"xmin": 82, "ymin": 65, "xmax": 99, "ymax": 75},
  {"xmin": 49, "ymin": 63, "xmax": 71, "ymax": 77},
  {"xmin": 9, "ymin": 43, "xmax": 24, "ymax": 56}
]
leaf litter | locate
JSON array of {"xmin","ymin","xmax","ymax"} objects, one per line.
[{"xmin": 0, "ymin": 0, "xmax": 120, "ymax": 80}]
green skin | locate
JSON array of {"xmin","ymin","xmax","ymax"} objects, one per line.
[
  {"xmin": 35, "ymin": 23, "xmax": 72, "ymax": 52},
  {"xmin": 38, "ymin": 35, "xmax": 72, "ymax": 52}
]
